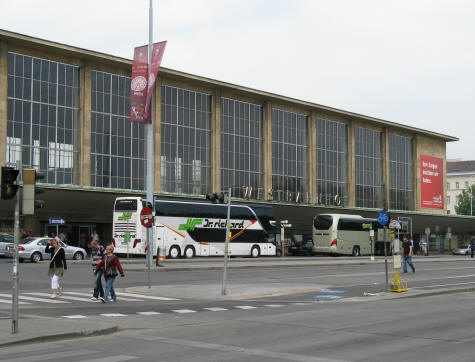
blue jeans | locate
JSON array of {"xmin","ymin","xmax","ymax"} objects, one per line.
[
  {"xmin": 403, "ymin": 255, "xmax": 415, "ymax": 272},
  {"xmin": 103, "ymin": 276, "xmax": 116, "ymax": 301},
  {"xmin": 93, "ymin": 269, "xmax": 104, "ymax": 298}
]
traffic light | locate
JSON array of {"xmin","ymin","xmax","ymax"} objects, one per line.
[
  {"xmin": 1, "ymin": 166, "xmax": 20, "ymax": 200},
  {"xmin": 22, "ymin": 169, "xmax": 45, "ymax": 215},
  {"xmin": 206, "ymin": 192, "xmax": 225, "ymax": 203}
]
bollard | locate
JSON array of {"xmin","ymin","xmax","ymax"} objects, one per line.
[{"xmin": 156, "ymin": 246, "xmax": 166, "ymax": 267}]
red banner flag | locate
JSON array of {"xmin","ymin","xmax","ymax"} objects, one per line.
[{"xmin": 130, "ymin": 41, "xmax": 167, "ymax": 124}]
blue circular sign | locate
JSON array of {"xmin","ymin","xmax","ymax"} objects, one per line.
[{"xmin": 377, "ymin": 210, "xmax": 389, "ymax": 226}]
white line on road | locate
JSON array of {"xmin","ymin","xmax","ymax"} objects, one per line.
[
  {"xmin": 234, "ymin": 305, "xmax": 257, "ymax": 310},
  {"xmin": 203, "ymin": 307, "xmax": 228, "ymax": 312},
  {"xmin": 62, "ymin": 315, "xmax": 89, "ymax": 319},
  {"xmin": 79, "ymin": 356, "xmax": 139, "ymax": 362},
  {"xmin": 116, "ymin": 292, "xmax": 179, "ymax": 301},
  {"xmin": 2, "ymin": 349, "xmax": 98, "ymax": 362},
  {"xmin": 25, "ymin": 292, "xmax": 93, "ymax": 302},
  {"xmin": 0, "ymin": 298, "xmax": 30, "ymax": 305},
  {"xmin": 100, "ymin": 313, "xmax": 128, "ymax": 317},
  {"xmin": 263, "ymin": 304, "xmax": 284, "ymax": 308},
  {"xmin": 61, "ymin": 291, "xmax": 144, "ymax": 302},
  {"xmin": 137, "ymin": 311, "xmax": 161, "ymax": 315},
  {"xmin": 172, "ymin": 309, "xmax": 196, "ymax": 313},
  {"xmin": 411, "ymin": 281, "xmax": 475, "ymax": 289},
  {"xmin": 0, "ymin": 293, "xmax": 68, "ymax": 304}
]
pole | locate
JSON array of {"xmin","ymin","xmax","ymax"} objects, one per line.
[
  {"xmin": 280, "ymin": 226, "xmax": 284, "ymax": 258},
  {"xmin": 221, "ymin": 188, "xmax": 231, "ymax": 295},
  {"xmin": 384, "ymin": 226, "xmax": 388, "ymax": 290},
  {"xmin": 145, "ymin": 0, "xmax": 154, "ymax": 289},
  {"xmin": 12, "ymin": 160, "xmax": 20, "ymax": 334}
]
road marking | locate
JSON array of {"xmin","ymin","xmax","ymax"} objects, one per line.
[
  {"xmin": 79, "ymin": 355, "xmax": 139, "ymax": 362},
  {"xmin": 61, "ymin": 291, "xmax": 144, "ymax": 302},
  {"xmin": 234, "ymin": 305, "xmax": 257, "ymax": 310},
  {"xmin": 116, "ymin": 292, "xmax": 179, "ymax": 301},
  {"xmin": 3, "ymin": 349, "xmax": 98, "ymax": 362},
  {"xmin": 204, "ymin": 307, "xmax": 228, "ymax": 312},
  {"xmin": 411, "ymin": 281, "xmax": 475, "ymax": 289},
  {"xmin": 0, "ymin": 293, "xmax": 68, "ymax": 304},
  {"xmin": 263, "ymin": 304, "xmax": 284, "ymax": 308},
  {"xmin": 100, "ymin": 313, "xmax": 128, "ymax": 317},
  {"xmin": 62, "ymin": 315, "xmax": 89, "ymax": 319},
  {"xmin": 292, "ymin": 302, "xmax": 312, "ymax": 306},
  {"xmin": 128, "ymin": 335, "xmax": 350, "ymax": 362},
  {"xmin": 25, "ymin": 292, "xmax": 93, "ymax": 302},
  {"xmin": 172, "ymin": 309, "xmax": 196, "ymax": 313},
  {"xmin": 0, "ymin": 298, "xmax": 30, "ymax": 305},
  {"xmin": 137, "ymin": 311, "xmax": 161, "ymax": 315}
]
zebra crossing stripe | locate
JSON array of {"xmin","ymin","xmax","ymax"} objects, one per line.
[
  {"xmin": 0, "ymin": 298, "xmax": 30, "ymax": 305},
  {"xmin": 62, "ymin": 291, "xmax": 144, "ymax": 302},
  {"xmin": 62, "ymin": 315, "xmax": 88, "ymax": 319},
  {"xmin": 116, "ymin": 292, "xmax": 179, "ymax": 301},
  {"xmin": 234, "ymin": 305, "xmax": 257, "ymax": 310},
  {"xmin": 100, "ymin": 313, "xmax": 128, "ymax": 317},
  {"xmin": 203, "ymin": 307, "xmax": 228, "ymax": 312},
  {"xmin": 0, "ymin": 293, "xmax": 67, "ymax": 304},
  {"xmin": 172, "ymin": 309, "xmax": 196, "ymax": 314},
  {"xmin": 263, "ymin": 304, "xmax": 284, "ymax": 308},
  {"xmin": 25, "ymin": 292, "xmax": 92, "ymax": 302},
  {"xmin": 79, "ymin": 355, "xmax": 139, "ymax": 362},
  {"xmin": 137, "ymin": 311, "xmax": 161, "ymax": 315}
]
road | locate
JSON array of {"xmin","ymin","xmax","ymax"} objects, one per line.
[{"xmin": 1, "ymin": 256, "xmax": 475, "ymax": 361}]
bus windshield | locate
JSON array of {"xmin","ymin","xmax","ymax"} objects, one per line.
[
  {"xmin": 314, "ymin": 215, "xmax": 333, "ymax": 230},
  {"xmin": 115, "ymin": 200, "xmax": 138, "ymax": 211}
]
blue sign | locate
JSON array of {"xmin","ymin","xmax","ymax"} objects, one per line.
[
  {"xmin": 49, "ymin": 218, "xmax": 66, "ymax": 225},
  {"xmin": 377, "ymin": 210, "xmax": 389, "ymax": 226},
  {"xmin": 320, "ymin": 289, "xmax": 345, "ymax": 294},
  {"xmin": 315, "ymin": 295, "xmax": 344, "ymax": 300}
]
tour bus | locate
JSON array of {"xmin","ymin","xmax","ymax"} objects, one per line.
[
  {"xmin": 112, "ymin": 197, "xmax": 277, "ymax": 258},
  {"xmin": 312, "ymin": 214, "xmax": 382, "ymax": 256}
]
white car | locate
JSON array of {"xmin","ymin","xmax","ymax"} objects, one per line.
[
  {"xmin": 452, "ymin": 245, "xmax": 471, "ymax": 255},
  {"xmin": 0, "ymin": 233, "xmax": 14, "ymax": 256},
  {"xmin": 4, "ymin": 237, "xmax": 87, "ymax": 263}
]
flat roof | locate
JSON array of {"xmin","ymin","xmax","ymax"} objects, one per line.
[{"xmin": 0, "ymin": 29, "xmax": 458, "ymax": 142}]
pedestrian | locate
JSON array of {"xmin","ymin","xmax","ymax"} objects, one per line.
[
  {"xmin": 91, "ymin": 229, "xmax": 99, "ymax": 243},
  {"xmin": 470, "ymin": 239, "xmax": 475, "ymax": 258},
  {"xmin": 94, "ymin": 244, "xmax": 124, "ymax": 303},
  {"xmin": 401, "ymin": 235, "xmax": 415, "ymax": 273},
  {"xmin": 90, "ymin": 240, "xmax": 105, "ymax": 301},
  {"xmin": 45, "ymin": 238, "xmax": 67, "ymax": 298}
]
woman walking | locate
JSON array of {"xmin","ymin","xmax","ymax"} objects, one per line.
[
  {"xmin": 95, "ymin": 244, "xmax": 124, "ymax": 303},
  {"xmin": 45, "ymin": 238, "xmax": 67, "ymax": 298}
]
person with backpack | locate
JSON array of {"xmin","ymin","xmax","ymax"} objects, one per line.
[
  {"xmin": 90, "ymin": 240, "xmax": 105, "ymax": 301},
  {"xmin": 94, "ymin": 244, "xmax": 124, "ymax": 303},
  {"xmin": 45, "ymin": 238, "xmax": 67, "ymax": 298}
]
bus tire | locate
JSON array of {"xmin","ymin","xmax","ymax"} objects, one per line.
[
  {"xmin": 184, "ymin": 246, "xmax": 195, "ymax": 259},
  {"xmin": 352, "ymin": 246, "xmax": 360, "ymax": 257},
  {"xmin": 168, "ymin": 245, "xmax": 181, "ymax": 259},
  {"xmin": 251, "ymin": 245, "xmax": 260, "ymax": 258}
]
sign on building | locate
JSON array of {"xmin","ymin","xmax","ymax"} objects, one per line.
[{"xmin": 420, "ymin": 155, "xmax": 444, "ymax": 209}]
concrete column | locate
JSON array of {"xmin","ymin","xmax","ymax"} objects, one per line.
[
  {"xmin": 307, "ymin": 111, "xmax": 317, "ymax": 203},
  {"xmin": 211, "ymin": 88, "xmax": 221, "ymax": 193},
  {"xmin": 0, "ymin": 40, "xmax": 8, "ymax": 168},
  {"xmin": 382, "ymin": 128, "xmax": 390, "ymax": 208},
  {"xmin": 153, "ymin": 79, "xmax": 162, "ymax": 192},
  {"xmin": 347, "ymin": 120, "xmax": 356, "ymax": 206},
  {"xmin": 79, "ymin": 61, "xmax": 91, "ymax": 186},
  {"xmin": 263, "ymin": 102, "xmax": 273, "ymax": 200}
]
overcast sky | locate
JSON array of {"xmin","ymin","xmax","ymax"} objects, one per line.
[{"xmin": 1, "ymin": 0, "xmax": 474, "ymax": 160}]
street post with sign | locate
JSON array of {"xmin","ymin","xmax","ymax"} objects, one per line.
[
  {"xmin": 378, "ymin": 184, "xmax": 389, "ymax": 290},
  {"xmin": 140, "ymin": 206, "xmax": 154, "ymax": 288},
  {"xmin": 49, "ymin": 218, "xmax": 66, "ymax": 237},
  {"xmin": 389, "ymin": 237, "xmax": 408, "ymax": 292},
  {"xmin": 447, "ymin": 226, "xmax": 452, "ymax": 251},
  {"xmin": 279, "ymin": 220, "xmax": 291, "ymax": 258},
  {"xmin": 425, "ymin": 227, "xmax": 431, "ymax": 256}
]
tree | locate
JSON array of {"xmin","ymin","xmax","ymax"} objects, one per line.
[{"xmin": 455, "ymin": 185, "xmax": 475, "ymax": 215}]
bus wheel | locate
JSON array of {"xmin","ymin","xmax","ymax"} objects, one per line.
[
  {"xmin": 184, "ymin": 246, "xmax": 195, "ymax": 259},
  {"xmin": 251, "ymin": 245, "xmax": 260, "ymax": 258},
  {"xmin": 352, "ymin": 246, "xmax": 360, "ymax": 257},
  {"xmin": 168, "ymin": 246, "xmax": 181, "ymax": 259}
]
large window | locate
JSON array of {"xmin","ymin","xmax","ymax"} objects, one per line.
[
  {"xmin": 90, "ymin": 70, "xmax": 145, "ymax": 190},
  {"xmin": 355, "ymin": 126, "xmax": 382, "ymax": 208},
  {"xmin": 7, "ymin": 52, "xmax": 78, "ymax": 184},
  {"xmin": 271, "ymin": 109, "xmax": 308, "ymax": 202},
  {"xmin": 316, "ymin": 118, "xmax": 347, "ymax": 206},
  {"xmin": 221, "ymin": 98, "xmax": 262, "ymax": 199},
  {"xmin": 389, "ymin": 134, "xmax": 413, "ymax": 210},
  {"xmin": 161, "ymin": 85, "xmax": 211, "ymax": 194}
]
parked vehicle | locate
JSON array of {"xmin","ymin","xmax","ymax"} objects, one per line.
[
  {"xmin": 0, "ymin": 233, "xmax": 14, "ymax": 256},
  {"xmin": 4, "ymin": 237, "xmax": 87, "ymax": 263},
  {"xmin": 452, "ymin": 245, "xmax": 471, "ymax": 255},
  {"xmin": 288, "ymin": 240, "xmax": 313, "ymax": 256}
]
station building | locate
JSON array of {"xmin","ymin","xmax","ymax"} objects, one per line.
[{"xmin": 0, "ymin": 29, "xmax": 471, "ymax": 249}]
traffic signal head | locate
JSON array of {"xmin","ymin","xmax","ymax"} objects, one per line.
[
  {"xmin": 22, "ymin": 169, "xmax": 45, "ymax": 215},
  {"xmin": 1, "ymin": 167, "xmax": 20, "ymax": 200}
]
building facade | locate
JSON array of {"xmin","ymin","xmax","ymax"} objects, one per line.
[
  {"xmin": 0, "ymin": 30, "xmax": 459, "ymax": 245},
  {"xmin": 446, "ymin": 160, "xmax": 475, "ymax": 215}
]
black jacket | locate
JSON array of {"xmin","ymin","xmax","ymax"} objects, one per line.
[{"xmin": 45, "ymin": 244, "xmax": 67, "ymax": 270}]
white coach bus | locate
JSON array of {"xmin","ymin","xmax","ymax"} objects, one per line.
[
  {"xmin": 312, "ymin": 214, "xmax": 381, "ymax": 256},
  {"xmin": 112, "ymin": 197, "xmax": 277, "ymax": 258}
]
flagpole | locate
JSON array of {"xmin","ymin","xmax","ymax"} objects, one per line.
[{"xmin": 146, "ymin": 0, "xmax": 154, "ymax": 288}]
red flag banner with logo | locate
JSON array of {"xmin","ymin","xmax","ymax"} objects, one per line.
[
  {"xmin": 420, "ymin": 154, "xmax": 444, "ymax": 209},
  {"xmin": 130, "ymin": 41, "xmax": 167, "ymax": 123}
]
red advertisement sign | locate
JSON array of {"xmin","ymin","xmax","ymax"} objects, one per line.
[
  {"xmin": 129, "ymin": 41, "xmax": 167, "ymax": 124},
  {"xmin": 420, "ymin": 155, "xmax": 443, "ymax": 209}
]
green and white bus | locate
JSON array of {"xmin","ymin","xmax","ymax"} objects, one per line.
[
  {"xmin": 312, "ymin": 214, "xmax": 381, "ymax": 256},
  {"xmin": 112, "ymin": 197, "xmax": 277, "ymax": 258}
]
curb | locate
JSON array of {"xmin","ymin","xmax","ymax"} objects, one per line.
[{"xmin": 0, "ymin": 325, "xmax": 119, "ymax": 348}]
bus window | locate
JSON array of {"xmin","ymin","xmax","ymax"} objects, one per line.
[
  {"xmin": 338, "ymin": 218, "xmax": 366, "ymax": 231},
  {"xmin": 314, "ymin": 215, "xmax": 333, "ymax": 230},
  {"xmin": 231, "ymin": 206, "xmax": 253, "ymax": 220},
  {"xmin": 115, "ymin": 200, "xmax": 137, "ymax": 211}
]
